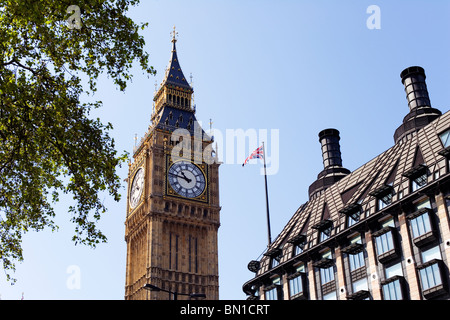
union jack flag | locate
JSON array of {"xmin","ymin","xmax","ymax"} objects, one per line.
[{"xmin": 242, "ymin": 145, "xmax": 264, "ymax": 166}]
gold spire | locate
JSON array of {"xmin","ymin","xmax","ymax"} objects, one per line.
[{"xmin": 171, "ymin": 25, "xmax": 178, "ymax": 43}]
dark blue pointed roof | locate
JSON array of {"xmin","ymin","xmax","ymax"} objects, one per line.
[
  {"xmin": 154, "ymin": 106, "xmax": 209, "ymax": 137},
  {"xmin": 162, "ymin": 39, "xmax": 192, "ymax": 91}
]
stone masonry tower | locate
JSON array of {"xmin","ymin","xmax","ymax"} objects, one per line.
[{"xmin": 124, "ymin": 28, "xmax": 220, "ymax": 300}]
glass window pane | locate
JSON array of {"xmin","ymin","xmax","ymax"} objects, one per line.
[
  {"xmin": 320, "ymin": 266, "xmax": 334, "ymax": 284},
  {"xmin": 381, "ymin": 233, "xmax": 389, "ymax": 252},
  {"xmin": 385, "ymin": 262, "xmax": 403, "ymax": 278},
  {"xmin": 381, "ymin": 218, "xmax": 395, "ymax": 228},
  {"xmin": 388, "ymin": 281, "xmax": 396, "ymax": 299},
  {"xmin": 322, "ymin": 250, "xmax": 332, "ymax": 259},
  {"xmin": 432, "ymin": 264, "xmax": 442, "ymax": 287},
  {"xmin": 411, "ymin": 219, "xmax": 419, "ymax": 238},
  {"xmin": 423, "ymin": 214, "xmax": 432, "ymax": 233},
  {"xmin": 420, "ymin": 268, "xmax": 430, "ymax": 290},
  {"xmin": 271, "ymin": 258, "xmax": 279, "ymax": 268},
  {"xmin": 384, "ymin": 282, "xmax": 393, "ymax": 299},
  {"xmin": 422, "ymin": 246, "xmax": 441, "ymax": 263},
  {"xmin": 382, "ymin": 283, "xmax": 389, "ymax": 299},
  {"xmin": 349, "ymin": 254, "xmax": 355, "ymax": 271},
  {"xmin": 386, "ymin": 232, "xmax": 394, "ymax": 250},
  {"xmin": 375, "ymin": 231, "xmax": 395, "ymax": 255},
  {"xmin": 412, "ymin": 174, "xmax": 427, "ymax": 192},
  {"xmin": 350, "ymin": 235, "xmax": 362, "ymax": 244},
  {"xmin": 296, "ymin": 263, "xmax": 305, "ymax": 273},
  {"xmin": 419, "ymin": 262, "xmax": 443, "ymax": 291},
  {"xmin": 378, "ymin": 198, "xmax": 384, "ymax": 210},
  {"xmin": 394, "ymin": 281, "xmax": 403, "ymax": 299},
  {"xmin": 289, "ymin": 276, "xmax": 303, "ymax": 297},
  {"xmin": 439, "ymin": 130, "xmax": 450, "ymax": 148},
  {"xmin": 376, "ymin": 236, "xmax": 383, "ymax": 254},
  {"xmin": 320, "ymin": 231, "xmax": 329, "ymax": 242},
  {"xmin": 411, "ymin": 212, "xmax": 432, "ymax": 238},
  {"xmin": 417, "ymin": 215, "xmax": 426, "ymax": 235},
  {"xmin": 416, "ymin": 199, "xmax": 431, "ymax": 210},
  {"xmin": 359, "ymin": 252, "xmax": 365, "ymax": 266},
  {"xmin": 428, "ymin": 267, "xmax": 437, "ymax": 288},
  {"xmin": 349, "ymin": 251, "xmax": 365, "ymax": 271},
  {"xmin": 382, "ymin": 280, "xmax": 403, "ymax": 300},
  {"xmin": 426, "ymin": 267, "xmax": 434, "ymax": 289},
  {"xmin": 352, "ymin": 278, "xmax": 368, "ymax": 292},
  {"xmin": 265, "ymin": 287, "xmax": 277, "ymax": 300},
  {"xmin": 323, "ymin": 291, "xmax": 337, "ymax": 300}
]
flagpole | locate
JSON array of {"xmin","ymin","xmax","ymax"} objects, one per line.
[{"xmin": 262, "ymin": 142, "xmax": 272, "ymax": 246}]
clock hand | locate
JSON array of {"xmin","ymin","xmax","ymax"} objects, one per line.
[
  {"xmin": 180, "ymin": 171, "xmax": 192, "ymax": 183},
  {"xmin": 169, "ymin": 172, "xmax": 192, "ymax": 183}
]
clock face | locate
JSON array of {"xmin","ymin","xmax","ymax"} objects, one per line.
[
  {"xmin": 129, "ymin": 167, "xmax": 144, "ymax": 209},
  {"xmin": 168, "ymin": 161, "xmax": 206, "ymax": 198}
]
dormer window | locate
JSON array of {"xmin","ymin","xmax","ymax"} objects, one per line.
[
  {"xmin": 288, "ymin": 234, "xmax": 307, "ymax": 256},
  {"xmin": 378, "ymin": 194, "xmax": 393, "ymax": 210},
  {"xmin": 264, "ymin": 247, "xmax": 283, "ymax": 269},
  {"xmin": 403, "ymin": 164, "xmax": 428, "ymax": 192},
  {"xmin": 369, "ymin": 185, "xmax": 394, "ymax": 211},
  {"xmin": 271, "ymin": 256, "xmax": 281, "ymax": 268},
  {"xmin": 438, "ymin": 129, "xmax": 450, "ymax": 159},
  {"xmin": 412, "ymin": 173, "xmax": 427, "ymax": 192},
  {"xmin": 339, "ymin": 203, "xmax": 362, "ymax": 228},
  {"xmin": 438, "ymin": 129, "xmax": 450, "ymax": 148},
  {"xmin": 312, "ymin": 220, "xmax": 333, "ymax": 243},
  {"xmin": 320, "ymin": 227, "xmax": 332, "ymax": 242},
  {"xmin": 294, "ymin": 242, "xmax": 305, "ymax": 256}
]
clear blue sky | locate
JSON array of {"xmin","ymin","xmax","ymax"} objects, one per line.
[{"xmin": 1, "ymin": 0, "xmax": 450, "ymax": 300}]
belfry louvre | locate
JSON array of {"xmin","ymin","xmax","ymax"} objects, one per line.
[{"xmin": 243, "ymin": 66, "xmax": 450, "ymax": 300}]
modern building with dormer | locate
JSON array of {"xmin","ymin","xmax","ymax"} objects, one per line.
[{"xmin": 243, "ymin": 66, "xmax": 450, "ymax": 300}]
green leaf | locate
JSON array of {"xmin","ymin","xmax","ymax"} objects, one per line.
[{"xmin": 0, "ymin": 0, "xmax": 156, "ymax": 283}]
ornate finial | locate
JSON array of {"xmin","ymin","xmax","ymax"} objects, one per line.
[
  {"xmin": 171, "ymin": 25, "xmax": 178, "ymax": 43},
  {"xmin": 189, "ymin": 73, "xmax": 193, "ymax": 86}
]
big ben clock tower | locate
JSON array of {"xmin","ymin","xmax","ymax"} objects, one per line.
[{"xmin": 124, "ymin": 29, "xmax": 221, "ymax": 300}]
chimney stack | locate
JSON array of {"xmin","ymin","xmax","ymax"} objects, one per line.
[
  {"xmin": 394, "ymin": 66, "xmax": 441, "ymax": 144},
  {"xmin": 319, "ymin": 128, "xmax": 343, "ymax": 168},
  {"xmin": 401, "ymin": 66, "xmax": 431, "ymax": 111},
  {"xmin": 308, "ymin": 129, "xmax": 350, "ymax": 199}
]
